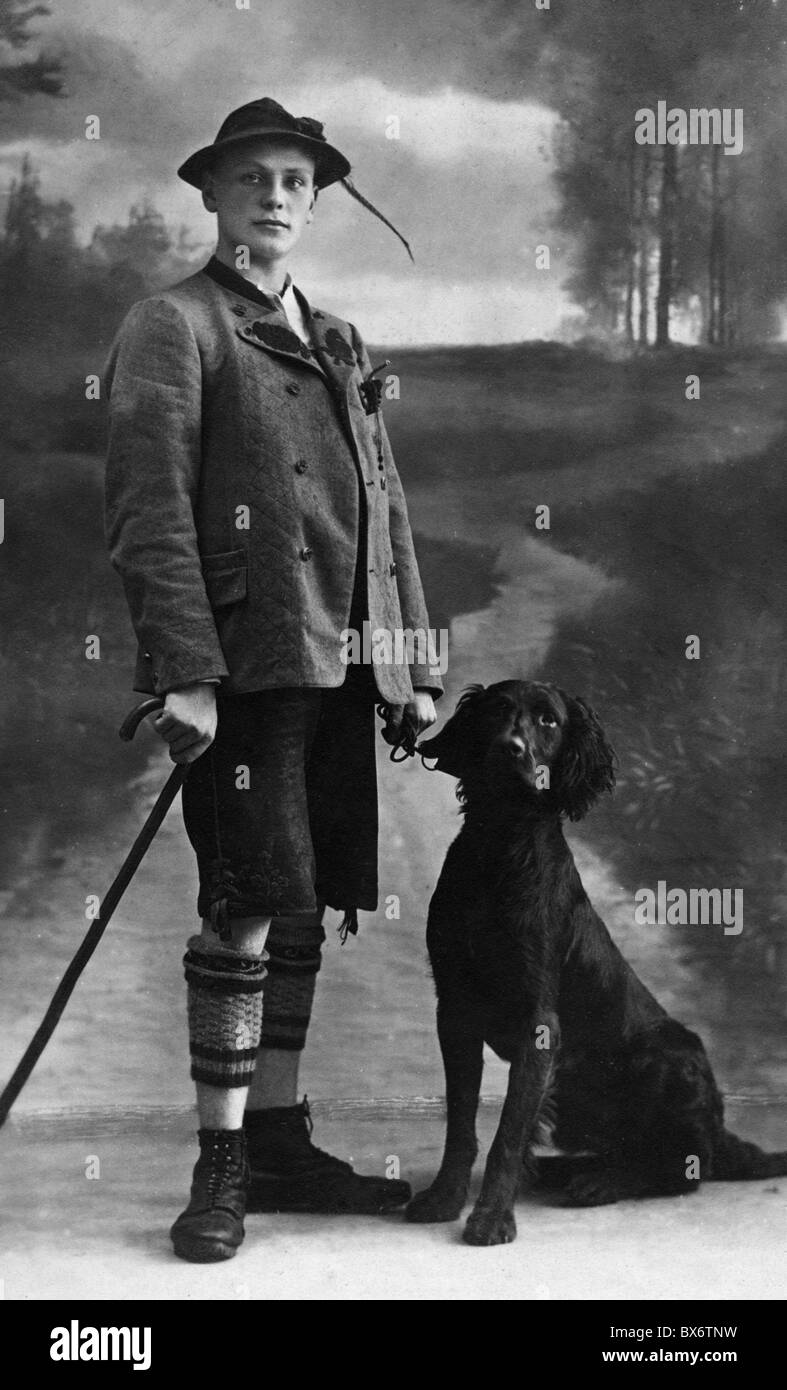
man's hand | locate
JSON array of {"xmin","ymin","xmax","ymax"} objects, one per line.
[
  {"xmin": 152, "ymin": 682, "xmax": 218, "ymax": 764},
  {"xmin": 382, "ymin": 689, "xmax": 437, "ymax": 748}
]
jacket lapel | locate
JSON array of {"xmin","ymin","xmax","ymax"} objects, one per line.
[
  {"xmin": 307, "ymin": 307, "xmax": 363, "ymax": 405},
  {"xmin": 225, "ymin": 274, "xmax": 364, "ymax": 408},
  {"xmin": 235, "ymin": 302, "xmax": 328, "ymax": 380}
]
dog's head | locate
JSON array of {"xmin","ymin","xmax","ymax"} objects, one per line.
[{"xmin": 419, "ymin": 680, "xmax": 616, "ymax": 820}]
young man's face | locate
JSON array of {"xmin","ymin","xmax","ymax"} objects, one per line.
[{"xmin": 202, "ymin": 138, "xmax": 317, "ymax": 271}]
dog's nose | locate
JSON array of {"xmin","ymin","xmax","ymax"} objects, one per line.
[{"xmin": 508, "ymin": 735, "xmax": 529, "ymax": 758}]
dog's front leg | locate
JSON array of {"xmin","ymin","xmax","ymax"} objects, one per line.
[
  {"xmin": 464, "ymin": 1032, "xmax": 554, "ymax": 1246},
  {"xmin": 406, "ymin": 1003, "xmax": 483, "ymax": 1223}
]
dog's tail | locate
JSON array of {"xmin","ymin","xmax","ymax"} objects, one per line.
[{"xmin": 713, "ymin": 1129, "xmax": 787, "ymax": 1181}]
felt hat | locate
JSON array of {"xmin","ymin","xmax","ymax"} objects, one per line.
[
  {"xmin": 177, "ymin": 97, "xmax": 350, "ymax": 190},
  {"xmin": 178, "ymin": 97, "xmax": 413, "ymax": 261}
]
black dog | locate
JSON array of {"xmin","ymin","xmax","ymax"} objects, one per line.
[{"xmin": 406, "ymin": 680, "xmax": 787, "ymax": 1246}]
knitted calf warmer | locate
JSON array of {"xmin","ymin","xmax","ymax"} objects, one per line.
[
  {"xmin": 184, "ymin": 941, "xmax": 267, "ymax": 1088},
  {"xmin": 259, "ymin": 917, "xmax": 325, "ymax": 1053}
]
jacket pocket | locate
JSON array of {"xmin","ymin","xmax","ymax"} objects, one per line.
[{"xmin": 200, "ymin": 548, "xmax": 248, "ymax": 607}]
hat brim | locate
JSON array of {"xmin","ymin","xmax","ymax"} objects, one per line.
[{"xmin": 177, "ymin": 128, "xmax": 350, "ymax": 190}]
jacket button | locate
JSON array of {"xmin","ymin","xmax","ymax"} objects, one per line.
[
  {"xmin": 231, "ymin": 305, "xmax": 247, "ymax": 317},
  {"xmin": 300, "ymin": 545, "xmax": 313, "ymax": 560},
  {"xmin": 294, "ymin": 459, "xmax": 308, "ymax": 474},
  {"xmin": 380, "ymin": 478, "xmax": 387, "ymax": 490},
  {"xmin": 286, "ymin": 382, "xmax": 301, "ymax": 396}
]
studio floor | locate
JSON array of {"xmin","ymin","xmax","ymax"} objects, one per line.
[{"xmin": 2, "ymin": 1099, "xmax": 785, "ymax": 1302}]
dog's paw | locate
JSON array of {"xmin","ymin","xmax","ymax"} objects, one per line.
[
  {"xmin": 463, "ymin": 1205, "xmax": 517, "ymax": 1246},
  {"xmin": 561, "ymin": 1174, "xmax": 620, "ymax": 1207},
  {"xmin": 405, "ymin": 1184, "xmax": 466, "ymax": 1224}
]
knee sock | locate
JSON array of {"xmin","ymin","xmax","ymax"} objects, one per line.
[
  {"xmin": 184, "ymin": 938, "xmax": 267, "ymax": 1088},
  {"xmin": 258, "ymin": 917, "xmax": 325, "ymax": 1054}
]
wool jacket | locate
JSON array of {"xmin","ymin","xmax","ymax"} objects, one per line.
[{"xmin": 104, "ymin": 260, "xmax": 442, "ymax": 705}]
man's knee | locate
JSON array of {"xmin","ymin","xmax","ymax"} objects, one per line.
[{"xmin": 196, "ymin": 914, "xmax": 272, "ymax": 959}]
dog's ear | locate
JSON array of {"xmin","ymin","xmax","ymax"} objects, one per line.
[
  {"xmin": 418, "ymin": 684, "xmax": 486, "ymax": 779},
  {"xmin": 553, "ymin": 693, "xmax": 616, "ymax": 820}
]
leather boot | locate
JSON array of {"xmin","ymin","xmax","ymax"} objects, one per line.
[
  {"xmin": 170, "ymin": 1128, "xmax": 250, "ymax": 1262},
  {"xmin": 244, "ymin": 1097, "xmax": 411, "ymax": 1214}
]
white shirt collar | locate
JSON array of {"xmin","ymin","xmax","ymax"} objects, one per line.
[{"xmin": 262, "ymin": 273, "xmax": 313, "ymax": 347}]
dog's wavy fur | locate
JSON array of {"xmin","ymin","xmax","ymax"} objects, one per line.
[{"xmin": 407, "ymin": 680, "xmax": 787, "ymax": 1246}]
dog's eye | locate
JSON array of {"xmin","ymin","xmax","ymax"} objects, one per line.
[{"xmin": 537, "ymin": 713, "xmax": 558, "ymax": 728}]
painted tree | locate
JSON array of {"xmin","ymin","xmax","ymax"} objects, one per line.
[
  {"xmin": 543, "ymin": 0, "xmax": 787, "ymax": 345},
  {"xmin": 3, "ymin": 151, "xmax": 42, "ymax": 248}
]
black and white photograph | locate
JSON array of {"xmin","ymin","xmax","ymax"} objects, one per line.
[{"xmin": 0, "ymin": 0, "xmax": 785, "ymax": 1334}]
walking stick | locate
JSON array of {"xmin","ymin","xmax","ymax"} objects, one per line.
[{"xmin": 0, "ymin": 698, "xmax": 188, "ymax": 1128}]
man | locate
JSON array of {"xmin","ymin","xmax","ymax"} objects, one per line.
[{"xmin": 104, "ymin": 98, "xmax": 441, "ymax": 1263}]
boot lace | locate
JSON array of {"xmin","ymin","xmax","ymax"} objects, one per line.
[
  {"xmin": 205, "ymin": 1136, "xmax": 242, "ymax": 1202},
  {"xmin": 302, "ymin": 1095, "xmax": 315, "ymax": 1137}
]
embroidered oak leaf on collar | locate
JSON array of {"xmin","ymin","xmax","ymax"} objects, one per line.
[
  {"xmin": 250, "ymin": 318, "xmax": 312, "ymax": 360},
  {"xmin": 322, "ymin": 327, "xmax": 356, "ymax": 366}
]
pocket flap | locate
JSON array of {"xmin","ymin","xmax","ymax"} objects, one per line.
[{"xmin": 200, "ymin": 549, "xmax": 248, "ymax": 607}]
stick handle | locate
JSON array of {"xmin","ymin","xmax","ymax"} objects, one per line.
[{"xmin": 119, "ymin": 697, "xmax": 165, "ymax": 741}]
